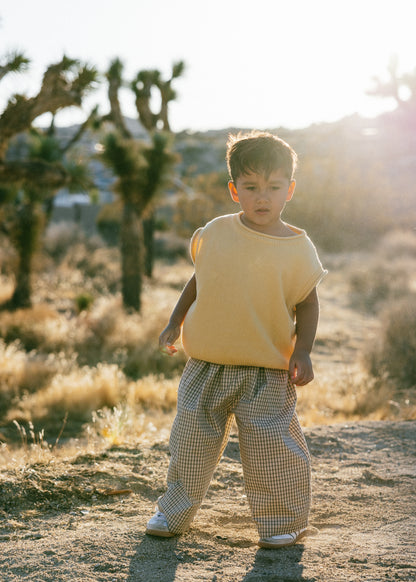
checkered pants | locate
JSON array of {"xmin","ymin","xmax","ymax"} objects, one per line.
[{"xmin": 158, "ymin": 358, "xmax": 311, "ymax": 538}]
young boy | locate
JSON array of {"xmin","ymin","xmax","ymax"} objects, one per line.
[{"xmin": 146, "ymin": 131, "xmax": 326, "ymax": 548}]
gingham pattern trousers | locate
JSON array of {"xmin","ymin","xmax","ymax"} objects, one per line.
[{"xmin": 158, "ymin": 358, "xmax": 311, "ymax": 538}]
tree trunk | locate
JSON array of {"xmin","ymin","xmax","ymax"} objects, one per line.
[
  {"xmin": 8, "ymin": 202, "xmax": 40, "ymax": 309},
  {"xmin": 143, "ymin": 212, "xmax": 155, "ymax": 278},
  {"xmin": 120, "ymin": 203, "xmax": 143, "ymax": 311}
]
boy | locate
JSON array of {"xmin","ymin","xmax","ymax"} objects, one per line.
[{"xmin": 146, "ymin": 131, "xmax": 326, "ymax": 548}]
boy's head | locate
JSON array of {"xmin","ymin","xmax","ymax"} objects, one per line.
[{"xmin": 226, "ymin": 130, "xmax": 298, "ymax": 183}]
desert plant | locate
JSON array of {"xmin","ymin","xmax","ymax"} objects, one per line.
[
  {"xmin": 349, "ymin": 263, "xmax": 411, "ymax": 313},
  {"xmin": 378, "ymin": 229, "xmax": 416, "ymax": 259},
  {"xmin": 96, "ymin": 200, "xmax": 123, "ymax": 246},
  {"xmin": 367, "ymin": 55, "xmax": 416, "ymax": 113},
  {"xmin": 0, "ymin": 54, "xmax": 98, "ymax": 309},
  {"xmin": 364, "ymin": 296, "xmax": 416, "ymax": 389},
  {"xmin": 75, "ymin": 292, "xmax": 94, "ymax": 313},
  {"xmin": 101, "ymin": 131, "xmax": 175, "ymax": 311},
  {"xmin": 0, "ymin": 304, "xmax": 70, "ymax": 352},
  {"xmin": 102, "ymin": 58, "xmax": 184, "ymax": 299},
  {"xmin": 172, "ymin": 171, "xmax": 234, "ymax": 238},
  {"xmin": 42, "ymin": 222, "xmax": 88, "ymax": 262}
]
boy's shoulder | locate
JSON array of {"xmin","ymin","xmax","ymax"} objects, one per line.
[
  {"xmin": 190, "ymin": 214, "xmax": 237, "ymax": 261},
  {"xmin": 202, "ymin": 213, "xmax": 237, "ymax": 230}
]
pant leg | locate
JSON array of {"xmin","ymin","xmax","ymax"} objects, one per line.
[
  {"xmin": 158, "ymin": 359, "xmax": 235, "ymax": 534},
  {"xmin": 235, "ymin": 368, "xmax": 311, "ymax": 538}
]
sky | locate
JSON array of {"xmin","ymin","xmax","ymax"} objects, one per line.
[{"xmin": 0, "ymin": 0, "xmax": 415, "ymax": 132}]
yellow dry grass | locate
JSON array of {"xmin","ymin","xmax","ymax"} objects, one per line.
[{"xmin": 0, "ymin": 234, "xmax": 415, "ymax": 470}]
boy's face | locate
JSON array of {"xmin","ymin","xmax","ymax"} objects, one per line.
[{"xmin": 228, "ymin": 168, "xmax": 295, "ymax": 235}]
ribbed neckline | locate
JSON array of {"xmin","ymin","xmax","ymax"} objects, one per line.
[{"xmin": 234, "ymin": 212, "xmax": 305, "ymax": 240}]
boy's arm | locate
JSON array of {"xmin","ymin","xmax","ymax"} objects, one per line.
[
  {"xmin": 289, "ymin": 287, "xmax": 320, "ymax": 386},
  {"xmin": 159, "ymin": 273, "xmax": 196, "ymax": 353}
]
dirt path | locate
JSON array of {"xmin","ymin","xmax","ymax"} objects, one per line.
[{"xmin": 1, "ymin": 420, "xmax": 415, "ymax": 582}]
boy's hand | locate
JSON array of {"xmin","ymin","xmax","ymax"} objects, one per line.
[
  {"xmin": 159, "ymin": 323, "xmax": 180, "ymax": 356},
  {"xmin": 289, "ymin": 349, "xmax": 314, "ymax": 386},
  {"xmin": 161, "ymin": 344, "xmax": 178, "ymax": 356}
]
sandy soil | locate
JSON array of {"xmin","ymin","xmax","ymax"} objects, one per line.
[{"xmin": 0, "ymin": 420, "xmax": 415, "ymax": 582}]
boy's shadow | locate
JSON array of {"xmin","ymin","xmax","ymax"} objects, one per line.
[
  {"xmin": 127, "ymin": 537, "xmax": 306, "ymax": 582},
  {"xmin": 127, "ymin": 535, "xmax": 180, "ymax": 582},
  {"xmin": 241, "ymin": 544, "xmax": 306, "ymax": 581}
]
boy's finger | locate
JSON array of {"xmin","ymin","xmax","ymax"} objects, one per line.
[
  {"xmin": 160, "ymin": 344, "xmax": 178, "ymax": 356},
  {"xmin": 292, "ymin": 371, "xmax": 304, "ymax": 384},
  {"xmin": 290, "ymin": 360, "xmax": 302, "ymax": 380}
]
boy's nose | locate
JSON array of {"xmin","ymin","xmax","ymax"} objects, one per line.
[{"xmin": 257, "ymin": 189, "xmax": 270, "ymax": 201}]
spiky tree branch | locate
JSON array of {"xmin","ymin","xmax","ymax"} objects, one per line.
[
  {"xmin": 0, "ymin": 159, "xmax": 69, "ymax": 189},
  {"xmin": 60, "ymin": 105, "xmax": 101, "ymax": 154},
  {"xmin": 103, "ymin": 58, "xmax": 132, "ymax": 138},
  {"xmin": 0, "ymin": 51, "xmax": 30, "ymax": 82},
  {"xmin": 0, "ymin": 56, "xmax": 98, "ymax": 160},
  {"xmin": 131, "ymin": 61, "xmax": 185, "ymax": 132}
]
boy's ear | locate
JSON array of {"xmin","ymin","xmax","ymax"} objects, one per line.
[
  {"xmin": 286, "ymin": 180, "xmax": 296, "ymax": 201},
  {"xmin": 228, "ymin": 181, "xmax": 239, "ymax": 202}
]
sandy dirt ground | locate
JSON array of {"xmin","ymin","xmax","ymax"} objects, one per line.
[{"xmin": 0, "ymin": 419, "xmax": 415, "ymax": 582}]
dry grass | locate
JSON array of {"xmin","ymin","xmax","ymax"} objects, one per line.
[{"xmin": 0, "ymin": 229, "xmax": 415, "ymax": 470}]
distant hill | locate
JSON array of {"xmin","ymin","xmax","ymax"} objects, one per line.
[{"xmin": 53, "ymin": 109, "xmax": 416, "ymax": 228}]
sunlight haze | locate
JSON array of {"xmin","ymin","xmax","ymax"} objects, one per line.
[{"xmin": 1, "ymin": 0, "xmax": 415, "ymax": 131}]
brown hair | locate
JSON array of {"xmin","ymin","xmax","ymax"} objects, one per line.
[{"xmin": 226, "ymin": 130, "xmax": 297, "ymax": 182}]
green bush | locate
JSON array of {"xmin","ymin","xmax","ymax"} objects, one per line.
[{"xmin": 75, "ymin": 292, "xmax": 94, "ymax": 313}]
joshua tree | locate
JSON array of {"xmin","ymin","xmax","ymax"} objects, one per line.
[
  {"xmin": 130, "ymin": 60, "xmax": 185, "ymax": 277},
  {"xmin": 0, "ymin": 54, "xmax": 98, "ymax": 309},
  {"xmin": 367, "ymin": 55, "xmax": 416, "ymax": 116},
  {"xmin": 100, "ymin": 58, "xmax": 183, "ymax": 310},
  {"xmin": 131, "ymin": 60, "xmax": 185, "ymax": 133},
  {"xmin": 101, "ymin": 131, "xmax": 174, "ymax": 311}
]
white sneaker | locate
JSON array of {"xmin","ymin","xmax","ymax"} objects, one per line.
[
  {"xmin": 258, "ymin": 528, "xmax": 307, "ymax": 549},
  {"xmin": 146, "ymin": 510, "xmax": 175, "ymax": 538}
]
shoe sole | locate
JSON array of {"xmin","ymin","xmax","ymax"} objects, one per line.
[
  {"xmin": 258, "ymin": 530, "xmax": 307, "ymax": 549},
  {"xmin": 145, "ymin": 527, "xmax": 175, "ymax": 538}
]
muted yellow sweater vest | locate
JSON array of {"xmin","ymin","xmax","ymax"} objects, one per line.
[{"xmin": 182, "ymin": 213, "xmax": 326, "ymax": 370}]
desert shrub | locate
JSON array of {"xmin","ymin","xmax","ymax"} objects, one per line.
[
  {"xmin": 5, "ymin": 363, "xmax": 126, "ymax": 434},
  {"xmin": 379, "ymin": 229, "xmax": 416, "ymax": 259},
  {"xmin": 75, "ymin": 292, "xmax": 94, "ymax": 312},
  {"xmin": 348, "ymin": 228, "xmax": 416, "ymax": 313},
  {"xmin": 364, "ymin": 297, "xmax": 416, "ymax": 389},
  {"xmin": 349, "ymin": 262, "xmax": 411, "ymax": 313},
  {"xmin": 43, "ymin": 222, "xmax": 87, "ymax": 262},
  {"xmin": 70, "ymin": 295, "xmax": 187, "ymax": 377},
  {"xmin": 284, "ymin": 156, "xmax": 395, "ymax": 251},
  {"xmin": 0, "ymin": 305, "xmax": 69, "ymax": 352},
  {"xmin": 4, "ymin": 364, "xmax": 180, "ymax": 441},
  {"xmin": 0, "ymin": 340, "xmax": 75, "ymax": 426},
  {"xmin": 86, "ymin": 376, "xmax": 179, "ymax": 446},
  {"xmin": 0, "ymin": 340, "xmax": 27, "ymax": 415},
  {"xmin": 59, "ymin": 242, "xmax": 121, "ymax": 296},
  {"xmin": 154, "ymin": 232, "xmax": 189, "ymax": 263},
  {"xmin": 172, "ymin": 172, "xmax": 234, "ymax": 239},
  {"xmin": 122, "ymin": 343, "xmax": 187, "ymax": 379}
]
